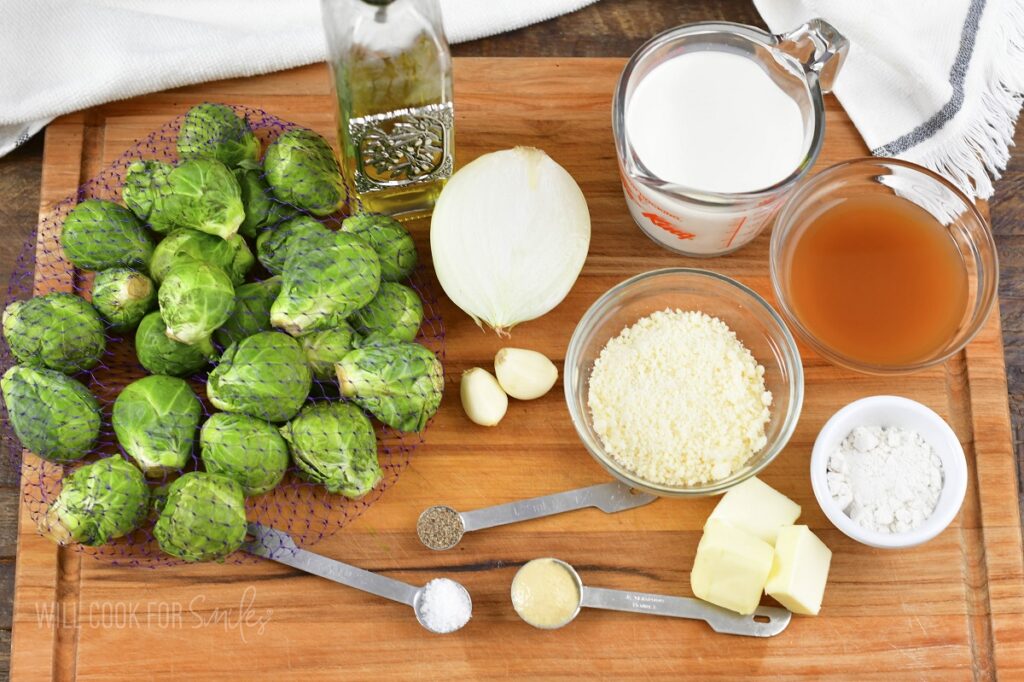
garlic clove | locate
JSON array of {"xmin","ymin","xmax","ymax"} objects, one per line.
[
  {"xmin": 494, "ymin": 347, "xmax": 558, "ymax": 400},
  {"xmin": 460, "ymin": 368, "xmax": 508, "ymax": 426}
]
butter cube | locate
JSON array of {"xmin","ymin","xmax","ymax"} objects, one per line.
[
  {"xmin": 691, "ymin": 519, "xmax": 774, "ymax": 615},
  {"xmin": 707, "ymin": 476, "xmax": 801, "ymax": 544},
  {"xmin": 765, "ymin": 525, "xmax": 832, "ymax": 616}
]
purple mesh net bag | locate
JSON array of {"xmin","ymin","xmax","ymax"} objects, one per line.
[{"xmin": 0, "ymin": 104, "xmax": 445, "ymax": 567}]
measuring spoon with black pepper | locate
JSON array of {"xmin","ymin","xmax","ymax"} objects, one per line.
[{"xmin": 417, "ymin": 481, "xmax": 656, "ymax": 550}]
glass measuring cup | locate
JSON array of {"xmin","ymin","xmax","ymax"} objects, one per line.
[
  {"xmin": 510, "ymin": 558, "xmax": 790, "ymax": 636},
  {"xmin": 612, "ymin": 19, "xmax": 848, "ymax": 257}
]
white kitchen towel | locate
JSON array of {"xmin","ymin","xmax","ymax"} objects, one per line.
[
  {"xmin": 0, "ymin": 0, "xmax": 600, "ymax": 157},
  {"xmin": 755, "ymin": 0, "xmax": 1024, "ymax": 201}
]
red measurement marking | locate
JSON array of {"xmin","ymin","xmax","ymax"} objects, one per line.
[
  {"xmin": 619, "ymin": 168, "xmax": 660, "ymax": 211},
  {"xmin": 621, "ymin": 176, "xmax": 637, "ymax": 203},
  {"xmin": 661, "ymin": 206, "xmax": 685, "ymax": 222},
  {"xmin": 643, "ymin": 212, "xmax": 695, "ymax": 240},
  {"xmin": 617, "ymin": 162, "xmax": 640, "ymax": 203},
  {"xmin": 619, "ymin": 159, "xmax": 688, "ymax": 224},
  {"xmin": 724, "ymin": 216, "xmax": 747, "ymax": 249}
]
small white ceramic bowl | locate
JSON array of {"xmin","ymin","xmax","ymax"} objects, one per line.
[{"xmin": 810, "ymin": 396, "xmax": 967, "ymax": 549}]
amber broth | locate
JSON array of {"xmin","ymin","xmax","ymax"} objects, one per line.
[{"xmin": 787, "ymin": 193, "xmax": 968, "ymax": 366}]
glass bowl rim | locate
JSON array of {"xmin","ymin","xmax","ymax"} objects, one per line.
[
  {"xmin": 768, "ymin": 156, "xmax": 999, "ymax": 375},
  {"xmin": 563, "ymin": 267, "xmax": 805, "ymax": 497}
]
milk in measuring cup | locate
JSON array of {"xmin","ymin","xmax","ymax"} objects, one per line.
[
  {"xmin": 615, "ymin": 20, "xmax": 847, "ymax": 256},
  {"xmin": 622, "ymin": 51, "xmax": 807, "ymax": 256},
  {"xmin": 626, "ymin": 52, "xmax": 805, "ymax": 195}
]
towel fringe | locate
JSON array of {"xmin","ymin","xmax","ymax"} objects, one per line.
[{"xmin": 905, "ymin": 0, "xmax": 1024, "ymax": 201}]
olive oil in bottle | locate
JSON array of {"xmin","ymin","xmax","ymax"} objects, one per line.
[{"xmin": 321, "ymin": 0, "xmax": 454, "ymax": 220}]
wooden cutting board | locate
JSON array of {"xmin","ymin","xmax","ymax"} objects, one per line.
[{"xmin": 10, "ymin": 59, "xmax": 1024, "ymax": 680}]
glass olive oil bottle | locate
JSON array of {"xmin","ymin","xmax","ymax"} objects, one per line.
[{"xmin": 322, "ymin": 0, "xmax": 454, "ymax": 220}]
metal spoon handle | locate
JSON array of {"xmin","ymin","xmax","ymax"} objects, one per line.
[
  {"xmin": 459, "ymin": 481, "xmax": 655, "ymax": 532},
  {"xmin": 579, "ymin": 586, "xmax": 791, "ymax": 637},
  {"xmin": 244, "ymin": 523, "xmax": 419, "ymax": 607}
]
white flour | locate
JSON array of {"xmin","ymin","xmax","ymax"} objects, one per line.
[{"xmin": 826, "ymin": 425, "xmax": 943, "ymax": 534}]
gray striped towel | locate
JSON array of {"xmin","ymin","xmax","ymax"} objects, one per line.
[{"xmin": 756, "ymin": 0, "xmax": 1024, "ymax": 201}]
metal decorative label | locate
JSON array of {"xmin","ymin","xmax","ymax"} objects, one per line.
[{"xmin": 348, "ymin": 102, "xmax": 454, "ymax": 193}]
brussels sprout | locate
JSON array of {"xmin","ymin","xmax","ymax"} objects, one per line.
[
  {"xmin": 60, "ymin": 199, "xmax": 155, "ymax": 271},
  {"xmin": 270, "ymin": 232, "xmax": 380, "ymax": 335},
  {"xmin": 158, "ymin": 261, "xmax": 236, "ymax": 346},
  {"xmin": 341, "ymin": 213, "xmax": 418, "ymax": 282},
  {"xmin": 264, "ymin": 128, "xmax": 345, "ymax": 216},
  {"xmin": 234, "ymin": 168, "xmax": 297, "ymax": 239},
  {"xmin": 200, "ymin": 413, "xmax": 289, "ymax": 496},
  {"xmin": 235, "ymin": 167, "xmax": 272, "ymax": 238},
  {"xmin": 336, "ymin": 341, "xmax": 443, "ymax": 432},
  {"xmin": 350, "ymin": 282, "xmax": 423, "ymax": 343},
  {"xmin": 1, "ymin": 366, "xmax": 100, "ymax": 462},
  {"xmin": 264, "ymin": 201, "xmax": 299, "ymax": 228},
  {"xmin": 206, "ymin": 331, "xmax": 311, "ymax": 422},
  {"xmin": 125, "ymin": 159, "xmax": 244, "ymax": 240},
  {"xmin": 42, "ymin": 457, "xmax": 149, "ymax": 546},
  {"xmin": 299, "ymin": 323, "xmax": 356, "ymax": 381},
  {"xmin": 123, "ymin": 160, "xmax": 176, "ymax": 233},
  {"xmin": 354, "ymin": 331, "xmax": 402, "ymax": 349},
  {"xmin": 280, "ymin": 402, "xmax": 382, "ymax": 498},
  {"xmin": 135, "ymin": 311, "xmax": 212, "ymax": 376},
  {"xmin": 2, "ymin": 292, "xmax": 105, "ymax": 373},
  {"xmin": 150, "ymin": 228, "xmax": 253, "ymax": 285},
  {"xmin": 150, "ymin": 482, "xmax": 171, "ymax": 517},
  {"xmin": 230, "ymin": 235, "xmax": 256, "ymax": 283},
  {"xmin": 213, "ymin": 277, "xmax": 281, "ymax": 349},
  {"xmin": 177, "ymin": 103, "xmax": 260, "ymax": 169},
  {"xmin": 255, "ymin": 215, "xmax": 331, "ymax": 276},
  {"xmin": 91, "ymin": 268, "xmax": 156, "ymax": 331},
  {"xmin": 112, "ymin": 375, "xmax": 202, "ymax": 477},
  {"xmin": 153, "ymin": 471, "xmax": 246, "ymax": 562}
]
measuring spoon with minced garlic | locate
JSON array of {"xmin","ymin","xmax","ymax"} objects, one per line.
[
  {"xmin": 511, "ymin": 557, "xmax": 791, "ymax": 637},
  {"xmin": 417, "ymin": 481, "xmax": 656, "ymax": 550}
]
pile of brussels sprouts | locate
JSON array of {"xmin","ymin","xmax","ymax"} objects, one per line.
[{"xmin": 0, "ymin": 103, "xmax": 444, "ymax": 562}]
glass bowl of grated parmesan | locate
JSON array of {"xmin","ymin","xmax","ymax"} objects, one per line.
[{"xmin": 564, "ymin": 268, "xmax": 804, "ymax": 497}]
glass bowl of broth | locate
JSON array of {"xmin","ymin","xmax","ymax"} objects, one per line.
[{"xmin": 769, "ymin": 158, "xmax": 997, "ymax": 374}]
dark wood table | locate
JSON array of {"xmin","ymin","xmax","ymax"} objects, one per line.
[{"xmin": 0, "ymin": 1, "xmax": 1020, "ymax": 677}]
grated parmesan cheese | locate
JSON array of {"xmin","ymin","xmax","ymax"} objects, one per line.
[{"xmin": 588, "ymin": 309, "xmax": 772, "ymax": 486}]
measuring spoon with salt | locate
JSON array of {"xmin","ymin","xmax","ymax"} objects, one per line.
[
  {"xmin": 512, "ymin": 557, "xmax": 791, "ymax": 637},
  {"xmin": 244, "ymin": 523, "xmax": 472, "ymax": 634},
  {"xmin": 417, "ymin": 481, "xmax": 656, "ymax": 550}
]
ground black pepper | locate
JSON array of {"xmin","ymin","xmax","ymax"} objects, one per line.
[{"xmin": 417, "ymin": 505, "xmax": 464, "ymax": 550}]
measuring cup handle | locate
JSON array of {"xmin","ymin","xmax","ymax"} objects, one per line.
[
  {"xmin": 246, "ymin": 524, "xmax": 419, "ymax": 607},
  {"xmin": 579, "ymin": 586, "xmax": 791, "ymax": 637},
  {"xmin": 459, "ymin": 482, "xmax": 641, "ymax": 533},
  {"xmin": 580, "ymin": 586, "xmax": 709, "ymax": 619},
  {"xmin": 774, "ymin": 18, "xmax": 849, "ymax": 93}
]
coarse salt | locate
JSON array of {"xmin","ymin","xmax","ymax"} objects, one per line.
[
  {"xmin": 417, "ymin": 578, "xmax": 471, "ymax": 633},
  {"xmin": 587, "ymin": 309, "xmax": 772, "ymax": 486}
]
